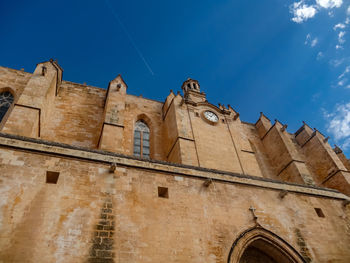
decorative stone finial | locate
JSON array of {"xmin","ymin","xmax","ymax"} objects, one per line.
[{"xmin": 334, "ymin": 145, "xmax": 343, "ymax": 154}]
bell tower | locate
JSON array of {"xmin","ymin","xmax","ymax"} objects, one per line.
[
  {"xmin": 182, "ymin": 78, "xmax": 200, "ymax": 93},
  {"xmin": 181, "ymin": 78, "xmax": 206, "ymax": 104}
]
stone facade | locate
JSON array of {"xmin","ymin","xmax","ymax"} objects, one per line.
[{"xmin": 0, "ymin": 60, "xmax": 350, "ymax": 262}]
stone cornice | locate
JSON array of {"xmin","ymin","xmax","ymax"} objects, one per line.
[
  {"xmin": 184, "ymin": 100, "xmax": 231, "ymax": 115},
  {"xmin": 0, "ymin": 133, "xmax": 348, "ymax": 201}
]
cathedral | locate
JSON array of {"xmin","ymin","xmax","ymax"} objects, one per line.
[{"xmin": 0, "ymin": 59, "xmax": 350, "ymax": 262}]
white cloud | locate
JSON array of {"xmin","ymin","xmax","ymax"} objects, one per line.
[
  {"xmin": 311, "ymin": 38, "xmax": 318, "ymax": 46},
  {"xmin": 338, "ymin": 31, "xmax": 346, "ymax": 43},
  {"xmin": 305, "ymin": 34, "xmax": 318, "ymax": 47},
  {"xmin": 316, "ymin": 0, "xmax": 343, "ymax": 8},
  {"xmin": 305, "ymin": 33, "xmax": 311, "ymax": 44},
  {"xmin": 291, "ymin": 2, "xmax": 318, "ymax": 23},
  {"xmin": 338, "ymin": 78, "xmax": 347, "ymax": 86},
  {"xmin": 336, "ymin": 44, "xmax": 344, "ymax": 49},
  {"xmin": 325, "ymin": 103, "xmax": 350, "ymax": 149},
  {"xmin": 335, "ymin": 30, "xmax": 346, "ymax": 49},
  {"xmin": 290, "ymin": 0, "xmax": 343, "ymax": 23},
  {"xmin": 347, "ymin": 5, "xmax": 350, "ymax": 15},
  {"xmin": 336, "ymin": 66, "xmax": 350, "ymax": 87},
  {"xmin": 334, "ymin": 23, "xmax": 346, "ymax": 30},
  {"xmin": 317, "ymin": 51, "xmax": 324, "ymax": 60}
]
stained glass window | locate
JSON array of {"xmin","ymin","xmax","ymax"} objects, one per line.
[
  {"xmin": 133, "ymin": 120, "xmax": 150, "ymax": 158},
  {"xmin": 0, "ymin": 91, "xmax": 14, "ymax": 122}
]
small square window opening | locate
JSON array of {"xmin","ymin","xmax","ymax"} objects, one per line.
[
  {"xmin": 158, "ymin": 187, "xmax": 169, "ymax": 198},
  {"xmin": 314, "ymin": 208, "xmax": 325, "ymax": 218},
  {"xmin": 46, "ymin": 171, "xmax": 60, "ymax": 184}
]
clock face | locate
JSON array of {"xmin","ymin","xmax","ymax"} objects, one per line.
[{"xmin": 203, "ymin": 111, "xmax": 219, "ymax": 123}]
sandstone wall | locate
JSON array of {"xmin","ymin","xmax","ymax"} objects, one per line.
[
  {"xmin": 0, "ymin": 67, "xmax": 31, "ymax": 130},
  {"xmin": 0, "ymin": 137, "xmax": 349, "ymax": 262},
  {"xmin": 43, "ymin": 81, "xmax": 106, "ymax": 148},
  {"xmin": 0, "ymin": 64, "xmax": 350, "ymax": 263}
]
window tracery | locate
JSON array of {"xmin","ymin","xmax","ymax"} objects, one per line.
[
  {"xmin": 0, "ymin": 91, "xmax": 14, "ymax": 122},
  {"xmin": 133, "ymin": 120, "xmax": 150, "ymax": 158}
]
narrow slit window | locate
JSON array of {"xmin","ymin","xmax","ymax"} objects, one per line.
[
  {"xmin": 0, "ymin": 91, "xmax": 14, "ymax": 122},
  {"xmin": 133, "ymin": 120, "xmax": 150, "ymax": 158}
]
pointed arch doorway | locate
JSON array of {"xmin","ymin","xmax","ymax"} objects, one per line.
[{"xmin": 228, "ymin": 227, "xmax": 307, "ymax": 263}]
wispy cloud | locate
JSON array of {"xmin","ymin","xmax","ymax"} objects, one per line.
[
  {"xmin": 338, "ymin": 78, "xmax": 347, "ymax": 86},
  {"xmin": 338, "ymin": 65, "xmax": 350, "ymax": 79},
  {"xmin": 324, "ymin": 103, "xmax": 350, "ymax": 150},
  {"xmin": 335, "ymin": 65, "xmax": 350, "ymax": 87},
  {"xmin": 338, "ymin": 31, "xmax": 346, "ymax": 43},
  {"xmin": 334, "ymin": 23, "xmax": 346, "ymax": 30},
  {"xmin": 330, "ymin": 58, "xmax": 345, "ymax": 67},
  {"xmin": 336, "ymin": 44, "xmax": 344, "ymax": 49},
  {"xmin": 317, "ymin": 51, "xmax": 324, "ymax": 60},
  {"xmin": 305, "ymin": 34, "xmax": 318, "ymax": 47}
]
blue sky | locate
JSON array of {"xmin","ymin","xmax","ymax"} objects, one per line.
[{"xmin": 1, "ymin": 0, "xmax": 350, "ymax": 155}]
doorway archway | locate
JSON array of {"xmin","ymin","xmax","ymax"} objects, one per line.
[{"xmin": 228, "ymin": 226, "xmax": 307, "ymax": 263}]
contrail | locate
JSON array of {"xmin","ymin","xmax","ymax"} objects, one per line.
[{"xmin": 104, "ymin": 0, "xmax": 154, "ymax": 76}]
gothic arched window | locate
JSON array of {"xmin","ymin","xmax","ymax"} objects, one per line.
[
  {"xmin": 133, "ymin": 120, "xmax": 150, "ymax": 158},
  {"xmin": 0, "ymin": 91, "xmax": 14, "ymax": 122}
]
